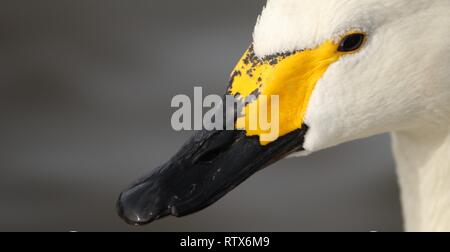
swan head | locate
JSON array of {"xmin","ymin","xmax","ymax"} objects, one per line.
[{"xmin": 118, "ymin": 0, "xmax": 449, "ymax": 225}]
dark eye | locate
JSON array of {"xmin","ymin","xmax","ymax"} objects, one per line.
[{"xmin": 338, "ymin": 33, "xmax": 366, "ymax": 52}]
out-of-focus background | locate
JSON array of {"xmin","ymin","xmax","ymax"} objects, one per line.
[{"xmin": 0, "ymin": 0, "xmax": 403, "ymax": 231}]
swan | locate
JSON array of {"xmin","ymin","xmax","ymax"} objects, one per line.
[{"xmin": 117, "ymin": 0, "xmax": 450, "ymax": 232}]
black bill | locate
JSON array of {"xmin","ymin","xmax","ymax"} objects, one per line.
[{"xmin": 117, "ymin": 125, "xmax": 308, "ymax": 225}]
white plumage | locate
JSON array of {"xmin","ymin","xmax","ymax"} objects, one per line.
[{"xmin": 254, "ymin": 0, "xmax": 450, "ymax": 231}]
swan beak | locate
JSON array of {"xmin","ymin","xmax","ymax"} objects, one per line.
[
  {"xmin": 117, "ymin": 126, "xmax": 308, "ymax": 225},
  {"xmin": 117, "ymin": 41, "xmax": 342, "ymax": 225}
]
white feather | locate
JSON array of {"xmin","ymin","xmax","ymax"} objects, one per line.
[{"xmin": 253, "ymin": 0, "xmax": 450, "ymax": 231}]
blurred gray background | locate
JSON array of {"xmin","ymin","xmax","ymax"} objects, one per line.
[{"xmin": 0, "ymin": 0, "xmax": 403, "ymax": 231}]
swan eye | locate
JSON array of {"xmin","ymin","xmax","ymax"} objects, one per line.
[{"xmin": 338, "ymin": 33, "xmax": 366, "ymax": 52}]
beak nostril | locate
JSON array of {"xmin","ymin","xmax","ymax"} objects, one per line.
[
  {"xmin": 193, "ymin": 130, "xmax": 239, "ymax": 164},
  {"xmin": 196, "ymin": 146, "xmax": 228, "ymax": 163}
]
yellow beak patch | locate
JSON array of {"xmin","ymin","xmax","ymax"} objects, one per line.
[{"xmin": 228, "ymin": 41, "xmax": 346, "ymax": 145}]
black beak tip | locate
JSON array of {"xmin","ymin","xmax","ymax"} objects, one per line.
[{"xmin": 116, "ymin": 191, "xmax": 157, "ymax": 226}]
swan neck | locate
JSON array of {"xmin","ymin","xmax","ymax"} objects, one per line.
[{"xmin": 392, "ymin": 127, "xmax": 450, "ymax": 232}]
